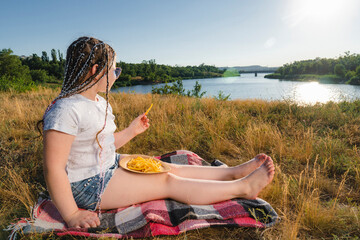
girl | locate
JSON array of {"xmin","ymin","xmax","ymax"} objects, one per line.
[{"xmin": 41, "ymin": 36, "xmax": 275, "ymax": 229}]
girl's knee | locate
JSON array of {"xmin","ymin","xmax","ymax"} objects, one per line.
[
  {"xmin": 164, "ymin": 172, "xmax": 180, "ymax": 186},
  {"xmin": 158, "ymin": 173, "xmax": 178, "ymax": 198},
  {"xmin": 167, "ymin": 163, "xmax": 182, "ymax": 175}
]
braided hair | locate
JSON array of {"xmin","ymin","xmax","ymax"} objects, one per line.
[{"xmin": 37, "ymin": 36, "xmax": 115, "ymax": 148}]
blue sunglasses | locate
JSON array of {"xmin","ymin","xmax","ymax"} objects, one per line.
[{"xmin": 114, "ymin": 67, "xmax": 122, "ymax": 79}]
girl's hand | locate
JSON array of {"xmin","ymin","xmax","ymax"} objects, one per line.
[
  {"xmin": 128, "ymin": 113, "xmax": 150, "ymax": 136},
  {"xmin": 65, "ymin": 209, "xmax": 100, "ymax": 228}
]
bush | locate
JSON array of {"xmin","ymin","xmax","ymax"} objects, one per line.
[
  {"xmin": 214, "ymin": 91, "xmax": 231, "ymax": 101},
  {"xmin": 0, "ymin": 75, "xmax": 35, "ymax": 92},
  {"xmin": 0, "ymin": 49, "xmax": 35, "ymax": 92},
  {"xmin": 152, "ymin": 79, "xmax": 206, "ymax": 98},
  {"xmin": 348, "ymin": 75, "xmax": 360, "ymax": 85},
  {"xmin": 356, "ymin": 65, "xmax": 360, "ymax": 76},
  {"xmin": 30, "ymin": 69, "xmax": 50, "ymax": 83},
  {"xmin": 334, "ymin": 64, "xmax": 346, "ymax": 77},
  {"xmin": 188, "ymin": 81, "xmax": 206, "ymax": 98},
  {"xmin": 345, "ymin": 71, "xmax": 356, "ymax": 80},
  {"xmin": 0, "ymin": 49, "xmax": 32, "ymax": 82},
  {"xmin": 152, "ymin": 79, "xmax": 185, "ymax": 96}
]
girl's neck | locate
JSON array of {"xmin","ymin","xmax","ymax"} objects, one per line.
[{"xmin": 79, "ymin": 88, "xmax": 99, "ymax": 102}]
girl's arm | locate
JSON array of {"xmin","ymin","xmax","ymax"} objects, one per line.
[
  {"xmin": 43, "ymin": 130, "xmax": 100, "ymax": 228},
  {"xmin": 114, "ymin": 113, "xmax": 150, "ymax": 149}
]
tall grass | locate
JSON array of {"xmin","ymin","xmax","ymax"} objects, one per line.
[{"xmin": 1, "ymin": 88, "xmax": 359, "ymax": 239}]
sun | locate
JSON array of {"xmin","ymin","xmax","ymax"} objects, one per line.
[
  {"xmin": 305, "ymin": 0, "xmax": 342, "ymax": 22},
  {"xmin": 284, "ymin": 0, "xmax": 358, "ymax": 27}
]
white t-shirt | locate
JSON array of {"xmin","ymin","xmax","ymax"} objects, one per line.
[{"xmin": 43, "ymin": 94, "xmax": 117, "ymax": 183}]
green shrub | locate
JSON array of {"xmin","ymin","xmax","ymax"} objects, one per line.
[
  {"xmin": 334, "ymin": 64, "xmax": 346, "ymax": 77},
  {"xmin": 152, "ymin": 79, "xmax": 206, "ymax": 98},
  {"xmin": 356, "ymin": 65, "xmax": 360, "ymax": 76},
  {"xmin": 0, "ymin": 75, "xmax": 35, "ymax": 92},
  {"xmin": 345, "ymin": 71, "xmax": 356, "ymax": 80},
  {"xmin": 0, "ymin": 49, "xmax": 33, "ymax": 85},
  {"xmin": 214, "ymin": 91, "xmax": 231, "ymax": 101},
  {"xmin": 30, "ymin": 69, "xmax": 50, "ymax": 83},
  {"xmin": 349, "ymin": 75, "xmax": 360, "ymax": 85}
]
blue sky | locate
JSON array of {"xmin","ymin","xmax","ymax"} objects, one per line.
[{"xmin": 1, "ymin": 0, "xmax": 359, "ymax": 67}]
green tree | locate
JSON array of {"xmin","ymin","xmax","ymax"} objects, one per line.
[
  {"xmin": 30, "ymin": 69, "xmax": 50, "ymax": 83},
  {"xmin": 349, "ymin": 65, "xmax": 360, "ymax": 85},
  {"xmin": 0, "ymin": 49, "xmax": 32, "ymax": 80},
  {"xmin": 0, "ymin": 48, "xmax": 34, "ymax": 91},
  {"xmin": 57, "ymin": 49, "xmax": 64, "ymax": 63},
  {"xmin": 41, "ymin": 51, "xmax": 49, "ymax": 62},
  {"xmin": 334, "ymin": 64, "xmax": 346, "ymax": 77},
  {"xmin": 356, "ymin": 65, "xmax": 360, "ymax": 76},
  {"xmin": 51, "ymin": 49, "xmax": 57, "ymax": 63},
  {"xmin": 345, "ymin": 71, "xmax": 356, "ymax": 81}
]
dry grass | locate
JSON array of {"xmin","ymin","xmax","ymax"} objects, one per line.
[{"xmin": 1, "ymin": 88, "xmax": 360, "ymax": 239}]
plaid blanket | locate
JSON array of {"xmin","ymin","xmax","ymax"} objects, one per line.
[{"xmin": 6, "ymin": 150, "xmax": 279, "ymax": 239}]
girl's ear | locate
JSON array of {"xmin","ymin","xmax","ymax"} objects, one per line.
[{"xmin": 91, "ymin": 64, "xmax": 99, "ymax": 75}]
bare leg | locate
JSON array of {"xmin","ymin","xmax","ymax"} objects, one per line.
[
  {"xmin": 169, "ymin": 153, "xmax": 268, "ymax": 180},
  {"xmin": 119, "ymin": 153, "xmax": 268, "ymax": 181},
  {"xmin": 100, "ymin": 157, "xmax": 275, "ymax": 209}
]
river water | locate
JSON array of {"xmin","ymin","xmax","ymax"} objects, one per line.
[{"xmin": 113, "ymin": 73, "xmax": 360, "ymax": 104}]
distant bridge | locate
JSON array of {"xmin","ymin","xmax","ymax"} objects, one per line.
[{"xmin": 239, "ymin": 70, "xmax": 276, "ymax": 74}]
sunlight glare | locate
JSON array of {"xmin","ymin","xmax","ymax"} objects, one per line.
[
  {"xmin": 294, "ymin": 82, "xmax": 333, "ymax": 104},
  {"xmin": 306, "ymin": 0, "xmax": 342, "ymax": 22},
  {"xmin": 284, "ymin": 0, "xmax": 358, "ymax": 27}
]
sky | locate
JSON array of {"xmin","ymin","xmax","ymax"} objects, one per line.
[{"xmin": 1, "ymin": 0, "xmax": 359, "ymax": 67}]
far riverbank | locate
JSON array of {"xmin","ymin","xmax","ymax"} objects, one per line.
[{"xmin": 264, "ymin": 73, "xmax": 351, "ymax": 84}]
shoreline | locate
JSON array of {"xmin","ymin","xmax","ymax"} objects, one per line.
[
  {"xmin": 113, "ymin": 74, "xmax": 238, "ymax": 87},
  {"xmin": 264, "ymin": 73, "xmax": 355, "ymax": 85}
]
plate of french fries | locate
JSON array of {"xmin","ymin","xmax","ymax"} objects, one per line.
[{"xmin": 120, "ymin": 154, "xmax": 171, "ymax": 174}]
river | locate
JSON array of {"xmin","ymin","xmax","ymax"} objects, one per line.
[{"xmin": 113, "ymin": 73, "xmax": 360, "ymax": 104}]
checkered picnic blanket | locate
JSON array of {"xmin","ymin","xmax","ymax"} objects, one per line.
[{"xmin": 6, "ymin": 150, "xmax": 279, "ymax": 239}]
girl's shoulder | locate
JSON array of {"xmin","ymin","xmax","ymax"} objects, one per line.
[
  {"xmin": 43, "ymin": 95, "xmax": 87, "ymax": 134},
  {"xmin": 45, "ymin": 94, "xmax": 111, "ymax": 121},
  {"xmin": 45, "ymin": 95, "xmax": 88, "ymax": 121}
]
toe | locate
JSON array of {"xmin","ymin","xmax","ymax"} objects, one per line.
[{"xmin": 255, "ymin": 153, "xmax": 267, "ymax": 162}]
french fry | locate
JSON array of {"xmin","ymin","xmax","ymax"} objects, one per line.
[
  {"xmin": 127, "ymin": 156, "xmax": 161, "ymax": 173},
  {"xmin": 145, "ymin": 103, "xmax": 153, "ymax": 115}
]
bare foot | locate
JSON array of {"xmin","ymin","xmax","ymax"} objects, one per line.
[
  {"xmin": 232, "ymin": 153, "xmax": 268, "ymax": 179},
  {"xmin": 237, "ymin": 156, "xmax": 275, "ymax": 199}
]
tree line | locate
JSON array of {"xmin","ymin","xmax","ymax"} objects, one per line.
[
  {"xmin": 0, "ymin": 48, "xmax": 233, "ymax": 92},
  {"xmin": 265, "ymin": 52, "xmax": 360, "ymax": 85},
  {"xmin": 115, "ymin": 60, "xmax": 231, "ymax": 88}
]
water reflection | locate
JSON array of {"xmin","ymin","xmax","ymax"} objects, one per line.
[
  {"xmin": 114, "ymin": 74, "xmax": 360, "ymax": 104},
  {"xmin": 292, "ymin": 82, "xmax": 337, "ymax": 104}
]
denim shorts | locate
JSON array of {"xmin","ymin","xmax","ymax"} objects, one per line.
[{"xmin": 70, "ymin": 153, "xmax": 120, "ymax": 211}]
